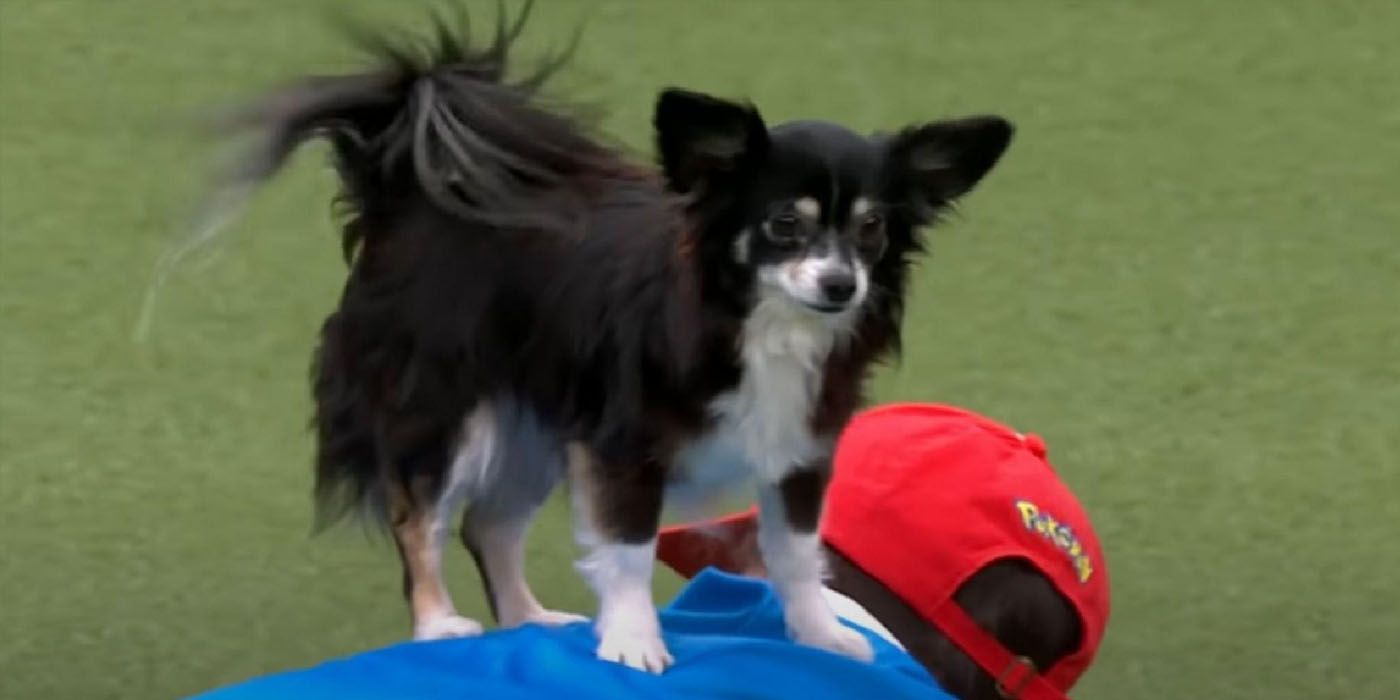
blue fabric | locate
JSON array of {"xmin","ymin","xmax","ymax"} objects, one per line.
[{"xmin": 190, "ymin": 569, "xmax": 951, "ymax": 700}]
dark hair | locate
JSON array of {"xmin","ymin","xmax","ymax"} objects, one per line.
[{"xmin": 824, "ymin": 547, "xmax": 1081, "ymax": 700}]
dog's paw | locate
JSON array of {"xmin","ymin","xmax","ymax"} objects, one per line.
[
  {"xmin": 502, "ymin": 607, "xmax": 590, "ymax": 628},
  {"xmin": 794, "ymin": 623, "xmax": 874, "ymax": 663},
  {"xmin": 596, "ymin": 627, "xmax": 674, "ymax": 673},
  {"xmin": 413, "ymin": 614, "xmax": 484, "ymax": 641},
  {"xmin": 522, "ymin": 609, "xmax": 589, "ymax": 627}
]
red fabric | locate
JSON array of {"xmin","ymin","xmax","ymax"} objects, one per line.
[
  {"xmin": 656, "ymin": 508, "xmax": 759, "ymax": 579},
  {"xmin": 657, "ymin": 403, "xmax": 1110, "ymax": 698}
]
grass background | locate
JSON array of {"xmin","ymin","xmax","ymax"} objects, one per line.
[{"xmin": 2, "ymin": 1, "xmax": 1398, "ymax": 697}]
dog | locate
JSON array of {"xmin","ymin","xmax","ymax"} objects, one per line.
[{"xmin": 211, "ymin": 4, "xmax": 1012, "ymax": 672}]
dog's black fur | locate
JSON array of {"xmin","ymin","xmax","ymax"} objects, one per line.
[{"xmin": 214, "ymin": 3, "xmax": 1013, "ymax": 670}]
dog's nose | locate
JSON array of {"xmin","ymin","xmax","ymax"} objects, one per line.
[{"xmin": 819, "ymin": 271, "xmax": 857, "ymax": 304}]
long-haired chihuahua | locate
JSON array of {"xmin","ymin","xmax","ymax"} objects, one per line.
[{"xmin": 211, "ymin": 3, "xmax": 1012, "ymax": 672}]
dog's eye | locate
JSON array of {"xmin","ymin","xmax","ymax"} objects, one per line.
[
  {"xmin": 767, "ymin": 214, "xmax": 802, "ymax": 243},
  {"xmin": 858, "ymin": 214, "xmax": 885, "ymax": 238}
]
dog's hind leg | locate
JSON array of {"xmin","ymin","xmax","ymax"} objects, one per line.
[
  {"xmin": 460, "ymin": 399, "xmax": 585, "ymax": 628},
  {"xmin": 568, "ymin": 442, "xmax": 672, "ymax": 673},
  {"xmin": 384, "ymin": 404, "xmax": 501, "ymax": 642},
  {"xmin": 463, "ymin": 511, "xmax": 587, "ymax": 628},
  {"xmin": 387, "ymin": 481, "xmax": 483, "ymax": 641}
]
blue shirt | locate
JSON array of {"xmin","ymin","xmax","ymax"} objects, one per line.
[{"xmin": 191, "ymin": 569, "xmax": 951, "ymax": 700}]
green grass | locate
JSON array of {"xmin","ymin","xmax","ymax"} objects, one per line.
[{"xmin": 3, "ymin": 1, "xmax": 1398, "ymax": 697}]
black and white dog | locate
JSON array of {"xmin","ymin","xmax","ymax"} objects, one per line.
[{"xmin": 215, "ymin": 6, "xmax": 1012, "ymax": 672}]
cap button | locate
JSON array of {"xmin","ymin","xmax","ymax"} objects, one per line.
[{"xmin": 1021, "ymin": 432, "xmax": 1047, "ymax": 459}]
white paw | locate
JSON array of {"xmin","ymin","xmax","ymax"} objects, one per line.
[
  {"xmin": 501, "ymin": 606, "xmax": 590, "ymax": 628},
  {"xmin": 794, "ymin": 623, "xmax": 874, "ymax": 662},
  {"xmin": 522, "ymin": 609, "xmax": 589, "ymax": 626},
  {"xmin": 596, "ymin": 627, "xmax": 674, "ymax": 673},
  {"xmin": 413, "ymin": 614, "xmax": 483, "ymax": 641}
]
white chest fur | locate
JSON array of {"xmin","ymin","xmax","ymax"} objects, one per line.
[{"xmin": 675, "ymin": 298, "xmax": 852, "ymax": 493}]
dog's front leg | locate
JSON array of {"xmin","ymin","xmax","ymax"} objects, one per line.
[
  {"xmin": 568, "ymin": 443, "xmax": 673, "ymax": 673},
  {"xmin": 757, "ymin": 465, "xmax": 874, "ymax": 662}
]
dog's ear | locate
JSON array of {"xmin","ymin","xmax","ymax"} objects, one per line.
[
  {"xmin": 884, "ymin": 116, "xmax": 1013, "ymax": 217},
  {"xmin": 654, "ymin": 88, "xmax": 768, "ymax": 194}
]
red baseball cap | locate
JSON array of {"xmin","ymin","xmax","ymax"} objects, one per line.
[{"xmin": 658, "ymin": 403, "xmax": 1110, "ymax": 699}]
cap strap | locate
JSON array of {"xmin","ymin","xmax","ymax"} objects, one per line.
[{"xmin": 928, "ymin": 597, "xmax": 1068, "ymax": 700}]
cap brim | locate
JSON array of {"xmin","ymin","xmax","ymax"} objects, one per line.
[{"xmin": 656, "ymin": 507, "xmax": 761, "ymax": 579}]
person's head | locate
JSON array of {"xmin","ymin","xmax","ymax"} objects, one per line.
[
  {"xmin": 658, "ymin": 404, "xmax": 1110, "ymax": 700},
  {"xmin": 823, "ymin": 549, "xmax": 1081, "ymax": 699}
]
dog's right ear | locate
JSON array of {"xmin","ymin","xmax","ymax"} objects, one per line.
[
  {"xmin": 654, "ymin": 88, "xmax": 768, "ymax": 194},
  {"xmin": 882, "ymin": 116, "xmax": 1014, "ymax": 220}
]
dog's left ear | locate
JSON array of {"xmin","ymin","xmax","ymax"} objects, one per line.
[
  {"xmin": 654, "ymin": 88, "xmax": 769, "ymax": 194},
  {"xmin": 884, "ymin": 116, "xmax": 1014, "ymax": 216}
]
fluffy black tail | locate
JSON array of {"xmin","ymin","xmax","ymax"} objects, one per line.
[
  {"xmin": 135, "ymin": 1, "xmax": 610, "ymax": 340},
  {"xmin": 178, "ymin": 2, "xmax": 622, "ymax": 528},
  {"xmin": 212, "ymin": 0, "xmax": 616, "ymax": 259}
]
